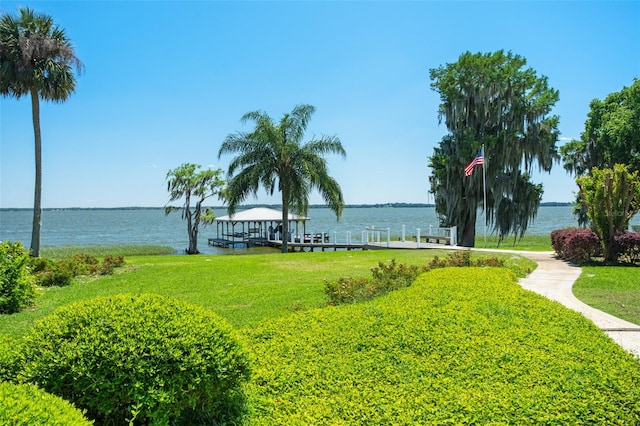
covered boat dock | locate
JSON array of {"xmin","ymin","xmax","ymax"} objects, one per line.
[{"xmin": 209, "ymin": 207, "xmax": 308, "ymax": 248}]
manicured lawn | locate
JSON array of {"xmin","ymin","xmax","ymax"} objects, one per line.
[
  {"xmin": 573, "ymin": 265, "xmax": 640, "ymax": 326},
  {"xmin": 2, "ymin": 249, "xmax": 640, "ymax": 424},
  {"xmin": 243, "ymin": 268, "xmax": 640, "ymax": 424},
  {"xmin": 475, "ymin": 233, "xmax": 552, "ymax": 251},
  {"xmin": 1, "ymin": 249, "xmax": 534, "ymax": 337}
]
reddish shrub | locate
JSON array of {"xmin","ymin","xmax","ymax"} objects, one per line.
[
  {"xmin": 551, "ymin": 229, "xmax": 573, "ymax": 257},
  {"xmin": 563, "ymin": 229, "xmax": 600, "ymax": 263},
  {"xmin": 611, "ymin": 232, "xmax": 640, "ymax": 264}
]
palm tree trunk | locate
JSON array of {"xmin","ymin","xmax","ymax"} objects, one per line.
[
  {"xmin": 281, "ymin": 190, "xmax": 289, "ymax": 253},
  {"xmin": 30, "ymin": 87, "xmax": 42, "ymax": 257}
]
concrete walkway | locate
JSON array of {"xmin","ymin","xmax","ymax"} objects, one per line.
[{"xmin": 380, "ymin": 242, "xmax": 640, "ymax": 358}]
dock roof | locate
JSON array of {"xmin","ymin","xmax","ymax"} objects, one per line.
[{"xmin": 215, "ymin": 207, "xmax": 307, "ymax": 223}]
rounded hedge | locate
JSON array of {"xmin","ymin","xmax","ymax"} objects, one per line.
[
  {"xmin": 0, "ymin": 381, "xmax": 92, "ymax": 425},
  {"xmin": 15, "ymin": 293, "xmax": 250, "ymax": 425}
]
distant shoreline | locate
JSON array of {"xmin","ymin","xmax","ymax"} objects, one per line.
[{"xmin": 1, "ymin": 202, "xmax": 573, "ymax": 212}]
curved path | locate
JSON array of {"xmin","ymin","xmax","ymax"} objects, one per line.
[{"xmin": 486, "ymin": 250, "xmax": 640, "ymax": 358}]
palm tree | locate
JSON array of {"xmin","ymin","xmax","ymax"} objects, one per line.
[
  {"xmin": 219, "ymin": 104, "xmax": 346, "ymax": 252},
  {"xmin": 0, "ymin": 7, "xmax": 83, "ymax": 257}
]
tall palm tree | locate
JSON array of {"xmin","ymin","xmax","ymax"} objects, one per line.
[
  {"xmin": 0, "ymin": 7, "xmax": 83, "ymax": 257},
  {"xmin": 219, "ymin": 104, "xmax": 346, "ymax": 252}
]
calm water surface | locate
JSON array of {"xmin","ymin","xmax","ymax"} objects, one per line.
[{"xmin": 2, "ymin": 206, "xmax": 638, "ymax": 255}]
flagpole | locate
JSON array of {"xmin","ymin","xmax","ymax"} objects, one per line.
[{"xmin": 482, "ymin": 144, "xmax": 487, "ymax": 248}]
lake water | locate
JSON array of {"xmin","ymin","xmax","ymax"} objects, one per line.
[{"xmin": 2, "ymin": 206, "xmax": 639, "ymax": 255}]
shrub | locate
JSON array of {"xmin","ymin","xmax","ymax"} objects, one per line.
[
  {"xmin": 551, "ymin": 228, "xmax": 600, "ymax": 263},
  {"xmin": 31, "ymin": 253, "xmax": 126, "ymax": 287},
  {"xmin": 0, "ymin": 241, "xmax": 36, "ymax": 314},
  {"xmin": 0, "ymin": 382, "xmax": 93, "ymax": 425},
  {"xmin": 245, "ymin": 268, "xmax": 640, "ymax": 424},
  {"xmin": 15, "ymin": 294, "xmax": 250, "ymax": 425},
  {"xmin": 564, "ymin": 229, "xmax": 600, "ymax": 263},
  {"xmin": 611, "ymin": 231, "xmax": 640, "ymax": 264},
  {"xmin": 98, "ymin": 254, "xmax": 125, "ymax": 275},
  {"xmin": 325, "ymin": 252, "xmax": 505, "ymax": 305},
  {"xmin": 0, "ymin": 334, "xmax": 20, "ymax": 382},
  {"xmin": 550, "ymin": 228, "xmax": 570, "ymax": 256},
  {"xmin": 56, "ymin": 253, "xmax": 100, "ymax": 276}
]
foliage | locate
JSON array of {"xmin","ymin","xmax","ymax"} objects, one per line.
[
  {"xmin": 325, "ymin": 251, "xmax": 505, "ymax": 305},
  {"xmin": 12, "ymin": 294, "xmax": 250, "ymax": 425},
  {"xmin": 577, "ymin": 164, "xmax": 640, "ymax": 261},
  {"xmin": 0, "ymin": 241, "xmax": 36, "ymax": 314},
  {"xmin": 428, "ymin": 50, "xmax": 559, "ymax": 247},
  {"xmin": 611, "ymin": 231, "xmax": 640, "ymax": 264},
  {"xmin": 574, "ymin": 265, "xmax": 640, "ymax": 326},
  {"xmin": 0, "ymin": 7, "xmax": 83, "ymax": 257},
  {"xmin": 0, "ymin": 382, "xmax": 93, "ymax": 425},
  {"xmin": 28, "ymin": 253, "xmax": 125, "ymax": 287},
  {"xmin": 41, "ymin": 245, "xmax": 175, "ymax": 259},
  {"xmin": 551, "ymin": 228, "xmax": 601, "ymax": 264},
  {"xmin": 0, "ymin": 334, "xmax": 20, "ymax": 381},
  {"xmin": 219, "ymin": 104, "xmax": 346, "ymax": 252},
  {"xmin": 244, "ymin": 268, "xmax": 640, "ymax": 425},
  {"xmin": 560, "ymin": 79, "xmax": 640, "ymax": 225},
  {"xmin": 0, "ymin": 249, "xmax": 537, "ymax": 338},
  {"xmin": 165, "ymin": 163, "xmax": 225, "ymax": 255},
  {"xmin": 561, "ymin": 79, "xmax": 640, "ymax": 177}
]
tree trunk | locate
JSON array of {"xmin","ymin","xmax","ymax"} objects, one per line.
[
  {"xmin": 281, "ymin": 186, "xmax": 289, "ymax": 253},
  {"xmin": 30, "ymin": 88, "xmax": 42, "ymax": 257},
  {"xmin": 184, "ymin": 194, "xmax": 199, "ymax": 254},
  {"xmin": 460, "ymin": 218, "xmax": 476, "ymax": 247}
]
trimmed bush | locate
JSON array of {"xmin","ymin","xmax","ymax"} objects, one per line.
[
  {"xmin": 551, "ymin": 228, "xmax": 600, "ymax": 263},
  {"xmin": 612, "ymin": 231, "xmax": 640, "ymax": 264},
  {"xmin": 325, "ymin": 251, "xmax": 505, "ymax": 305},
  {"xmin": 15, "ymin": 294, "xmax": 250, "ymax": 425},
  {"xmin": 0, "ymin": 335, "xmax": 19, "ymax": 382},
  {"xmin": 0, "ymin": 382, "xmax": 93, "ymax": 425},
  {"xmin": 245, "ymin": 268, "xmax": 640, "ymax": 424},
  {"xmin": 0, "ymin": 241, "xmax": 36, "ymax": 314}
]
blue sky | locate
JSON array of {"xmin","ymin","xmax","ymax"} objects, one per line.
[{"xmin": 1, "ymin": 1, "xmax": 638, "ymax": 208}]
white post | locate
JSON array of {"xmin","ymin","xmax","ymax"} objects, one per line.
[
  {"xmin": 362, "ymin": 230, "xmax": 367, "ymax": 245},
  {"xmin": 347, "ymin": 231, "xmax": 351, "ymax": 245},
  {"xmin": 401, "ymin": 224, "xmax": 406, "ymax": 242},
  {"xmin": 417, "ymin": 228, "xmax": 421, "ymax": 249},
  {"xmin": 451, "ymin": 226, "xmax": 458, "ymax": 246},
  {"xmin": 386, "ymin": 228, "xmax": 390, "ymax": 248}
]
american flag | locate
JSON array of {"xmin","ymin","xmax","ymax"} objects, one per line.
[{"xmin": 464, "ymin": 149, "xmax": 484, "ymax": 177}]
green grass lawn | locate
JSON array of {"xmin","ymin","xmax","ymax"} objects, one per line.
[
  {"xmin": 1, "ymin": 249, "xmax": 534, "ymax": 337},
  {"xmin": 475, "ymin": 233, "xmax": 552, "ymax": 251},
  {"xmin": 573, "ymin": 265, "xmax": 640, "ymax": 326},
  {"xmin": 2, "ymin": 248, "xmax": 640, "ymax": 424}
]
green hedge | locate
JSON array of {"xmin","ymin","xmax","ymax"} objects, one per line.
[
  {"xmin": 0, "ymin": 381, "xmax": 92, "ymax": 425},
  {"xmin": 13, "ymin": 294, "xmax": 251, "ymax": 425},
  {"xmin": 0, "ymin": 241, "xmax": 36, "ymax": 314},
  {"xmin": 243, "ymin": 268, "xmax": 640, "ymax": 424}
]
